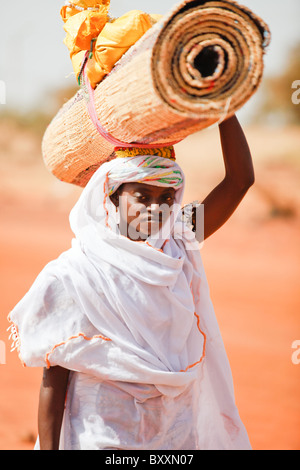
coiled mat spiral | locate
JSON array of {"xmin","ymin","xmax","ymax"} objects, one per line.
[{"xmin": 43, "ymin": 0, "xmax": 270, "ymax": 187}]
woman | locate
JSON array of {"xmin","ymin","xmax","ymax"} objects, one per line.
[{"xmin": 9, "ymin": 115, "xmax": 254, "ymax": 450}]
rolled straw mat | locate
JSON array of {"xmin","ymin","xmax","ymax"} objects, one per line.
[{"xmin": 43, "ymin": 0, "xmax": 270, "ymax": 187}]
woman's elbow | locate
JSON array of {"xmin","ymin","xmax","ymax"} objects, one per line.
[
  {"xmin": 237, "ymin": 167, "xmax": 255, "ymax": 193},
  {"xmin": 243, "ymin": 173, "xmax": 255, "ymax": 191},
  {"xmin": 227, "ymin": 172, "xmax": 255, "ymax": 196}
]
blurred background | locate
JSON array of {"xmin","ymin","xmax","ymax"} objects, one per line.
[{"xmin": 0, "ymin": 0, "xmax": 299, "ymax": 450}]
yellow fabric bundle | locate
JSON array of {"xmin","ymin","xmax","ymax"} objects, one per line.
[{"xmin": 61, "ymin": 1, "xmax": 161, "ymax": 88}]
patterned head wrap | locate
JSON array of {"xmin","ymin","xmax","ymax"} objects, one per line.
[{"xmin": 108, "ymin": 147, "xmax": 183, "ymax": 196}]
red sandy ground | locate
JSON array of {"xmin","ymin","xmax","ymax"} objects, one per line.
[{"xmin": 0, "ymin": 124, "xmax": 299, "ymax": 450}]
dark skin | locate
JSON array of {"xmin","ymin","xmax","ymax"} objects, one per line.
[
  {"xmin": 38, "ymin": 114, "xmax": 254, "ymax": 450},
  {"xmin": 110, "ymin": 183, "xmax": 176, "ymax": 241},
  {"xmin": 38, "ymin": 366, "xmax": 70, "ymax": 450}
]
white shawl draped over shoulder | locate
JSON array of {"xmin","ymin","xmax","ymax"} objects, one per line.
[{"xmin": 8, "ymin": 157, "xmax": 251, "ymax": 450}]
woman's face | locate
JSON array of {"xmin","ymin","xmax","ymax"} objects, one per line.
[{"xmin": 110, "ymin": 182, "xmax": 176, "ymax": 241}]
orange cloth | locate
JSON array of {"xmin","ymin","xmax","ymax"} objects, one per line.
[{"xmin": 61, "ymin": 1, "xmax": 161, "ymax": 88}]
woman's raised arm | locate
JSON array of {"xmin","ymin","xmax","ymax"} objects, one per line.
[{"xmin": 199, "ymin": 114, "xmax": 255, "ymax": 241}]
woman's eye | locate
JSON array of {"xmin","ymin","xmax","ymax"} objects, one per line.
[
  {"xmin": 162, "ymin": 195, "xmax": 173, "ymax": 203},
  {"xmin": 134, "ymin": 194, "xmax": 148, "ymax": 202}
]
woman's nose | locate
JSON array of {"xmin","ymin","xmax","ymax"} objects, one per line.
[{"xmin": 147, "ymin": 202, "xmax": 160, "ymax": 212}]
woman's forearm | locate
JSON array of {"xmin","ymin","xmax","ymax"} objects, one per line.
[
  {"xmin": 38, "ymin": 366, "xmax": 70, "ymax": 451},
  {"xmin": 219, "ymin": 114, "xmax": 255, "ymax": 190},
  {"xmin": 200, "ymin": 115, "xmax": 254, "ymax": 240}
]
